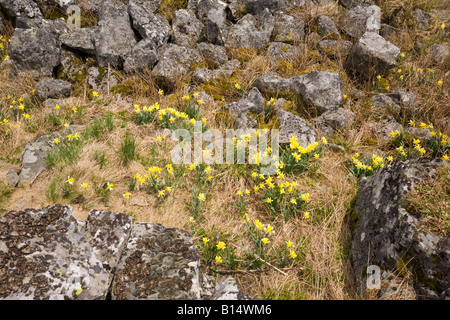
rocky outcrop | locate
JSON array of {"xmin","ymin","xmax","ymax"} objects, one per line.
[
  {"xmin": 172, "ymin": 9, "xmax": 204, "ymax": 48},
  {"xmin": 0, "ymin": 205, "xmax": 249, "ymax": 300},
  {"xmin": 0, "ymin": 0, "xmax": 42, "ymax": 19},
  {"xmin": 351, "ymin": 158, "xmax": 450, "ymax": 299},
  {"xmin": 345, "ymin": 32, "xmax": 400, "ymax": 78}
]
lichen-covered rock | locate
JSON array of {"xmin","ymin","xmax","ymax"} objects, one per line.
[
  {"xmin": 370, "ymin": 93, "xmax": 401, "ymax": 115},
  {"xmin": 35, "ymin": 78, "xmax": 73, "ymax": 100},
  {"xmin": 315, "ymin": 108, "xmax": 354, "ymax": 132},
  {"xmin": 226, "ymin": 9, "xmax": 274, "ymax": 50},
  {"xmin": 428, "ymin": 44, "xmax": 449, "ymax": 68},
  {"xmin": 111, "ymin": 222, "xmax": 202, "ymax": 300},
  {"xmin": 351, "ymin": 158, "xmax": 450, "ymax": 299},
  {"xmin": 339, "ymin": 0, "xmax": 374, "ymax": 8},
  {"xmin": 289, "ymin": 71, "xmax": 343, "ymax": 115},
  {"xmin": 172, "ymin": 9, "xmax": 204, "ymax": 48},
  {"xmin": 345, "ymin": 32, "xmax": 400, "ymax": 78},
  {"xmin": 367, "ymin": 117, "xmax": 403, "ymax": 142},
  {"xmin": 275, "ymin": 109, "xmax": 316, "ymax": 146},
  {"xmin": 0, "ymin": 0, "xmax": 42, "ymax": 19},
  {"xmin": 224, "ymin": 87, "xmax": 265, "ymax": 121},
  {"xmin": 152, "ymin": 44, "xmax": 202, "ymax": 87},
  {"xmin": 0, "ymin": 205, "xmax": 111, "ymax": 300},
  {"xmin": 336, "ymin": 5, "xmax": 381, "ymax": 39},
  {"xmin": 83, "ymin": 210, "xmax": 132, "ymax": 272},
  {"xmin": 317, "ymin": 15, "xmax": 340, "ymax": 40},
  {"xmin": 196, "ymin": 0, "xmax": 228, "ymax": 45},
  {"xmin": 253, "ymin": 72, "xmax": 292, "ymax": 93},
  {"xmin": 318, "ymin": 40, "xmax": 353, "ymax": 58},
  {"xmin": 197, "ymin": 42, "xmax": 229, "ymax": 67},
  {"xmin": 123, "ymin": 39, "xmax": 159, "ymax": 74},
  {"xmin": 412, "ymin": 8, "xmax": 430, "ymax": 31},
  {"xmin": 9, "ymin": 25, "xmax": 61, "ymax": 78},
  {"xmin": 273, "ymin": 12, "xmax": 305, "ymax": 44},
  {"xmin": 6, "ymin": 169, "xmax": 19, "ymax": 187},
  {"xmin": 243, "ymin": 0, "xmax": 291, "ymax": 14},
  {"xmin": 59, "ymin": 27, "xmax": 97, "ymax": 56},
  {"xmin": 93, "ymin": 0, "xmax": 137, "ymax": 68},
  {"xmin": 192, "ymin": 59, "xmax": 240, "ymax": 83},
  {"xmin": 211, "ymin": 278, "xmax": 251, "ymax": 300},
  {"xmin": 18, "ymin": 132, "xmax": 62, "ymax": 184},
  {"xmin": 265, "ymin": 42, "xmax": 306, "ymax": 62},
  {"xmin": 57, "ymin": 49, "xmax": 88, "ymax": 84},
  {"xmin": 86, "ymin": 66, "xmax": 120, "ymax": 92},
  {"xmin": 128, "ymin": 1, "xmax": 170, "ymax": 48}
]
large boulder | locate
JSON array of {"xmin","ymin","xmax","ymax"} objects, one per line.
[
  {"xmin": 35, "ymin": 78, "xmax": 73, "ymax": 100},
  {"xmin": 351, "ymin": 158, "xmax": 450, "ymax": 299},
  {"xmin": 9, "ymin": 25, "xmax": 61, "ymax": 78},
  {"xmin": 93, "ymin": 0, "xmax": 137, "ymax": 68},
  {"xmin": 0, "ymin": 205, "xmax": 111, "ymax": 300},
  {"xmin": 345, "ymin": 32, "xmax": 400, "ymax": 78}
]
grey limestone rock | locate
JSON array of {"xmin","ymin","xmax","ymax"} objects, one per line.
[
  {"xmin": 35, "ymin": 78, "xmax": 73, "ymax": 100},
  {"xmin": 345, "ymin": 31, "xmax": 400, "ymax": 78},
  {"xmin": 18, "ymin": 132, "xmax": 62, "ymax": 184},
  {"xmin": 197, "ymin": 42, "xmax": 229, "ymax": 67},
  {"xmin": 192, "ymin": 59, "xmax": 240, "ymax": 83},
  {"xmin": 0, "ymin": 0, "xmax": 42, "ymax": 19},
  {"xmin": 275, "ymin": 108, "xmax": 316, "ymax": 146},
  {"xmin": 93, "ymin": 0, "xmax": 137, "ymax": 68},
  {"xmin": 152, "ymin": 43, "xmax": 203, "ymax": 87},
  {"xmin": 273, "ymin": 11, "xmax": 305, "ymax": 44},
  {"xmin": 351, "ymin": 158, "xmax": 450, "ymax": 299},
  {"xmin": 318, "ymin": 40, "xmax": 353, "ymax": 58},
  {"xmin": 123, "ymin": 39, "xmax": 159, "ymax": 74},
  {"xmin": 337, "ymin": 5, "xmax": 381, "ymax": 39},
  {"xmin": 317, "ymin": 15, "xmax": 340, "ymax": 40},
  {"xmin": 266, "ymin": 42, "xmax": 306, "ymax": 62},
  {"xmin": 172, "ymin": 9, "xmax": 204, "ymax": 48},
  {"xmin": 111, "ymin": 222, "xmax": 202, "ymax": 300},
  {"xmin": 211, "ymin": 278, "xmax": 251, "ymax": 300},
  {"xmin": 0, "ymin": 205, "xmax": 111, "ymax": 300},
  {"xmin": 9, "ymin": 25, "xmax": 61, "ymax": 78},
  {"xmin": 289, "ymin": 70, "xmax": 343, "ymax": 115},
  {"xmin": 59, "ymin": 27, "xmax": 97, "ymax": 56},
  {"xmin": 225, "ymin": 9, "xmax": 274, "ymax": 50},
  {"xmin": 128, "ymin": 1, "xmax": 171, "ymax": 48}
]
